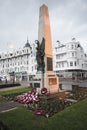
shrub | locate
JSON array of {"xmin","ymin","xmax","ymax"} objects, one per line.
[{"xmin": 0, "ymin": 83, "xmax": 20, "ymax": 89}]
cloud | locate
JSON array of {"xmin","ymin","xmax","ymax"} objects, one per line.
[
  {"xmin": 0, "ymin": 0, "xmax": 87, "ymax": 52},
  {"xmin": 49, "ymin": 0, "xmax": 87, "ymax": 51}
]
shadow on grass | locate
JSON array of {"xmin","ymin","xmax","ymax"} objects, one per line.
[{"xmin": 0, "ymin": 121, "xmax": 9, "ymax": 130}]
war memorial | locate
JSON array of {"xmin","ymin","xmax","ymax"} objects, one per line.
[{"xmin": 30, "ymin": 4, "xmax": 59, "ymax": 94}]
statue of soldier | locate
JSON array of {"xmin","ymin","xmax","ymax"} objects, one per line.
[{"xmin": 35, "ymin": 37, "xmax": 45, "ymax": 73}]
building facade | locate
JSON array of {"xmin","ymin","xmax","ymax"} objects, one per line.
[
  {"xmin": 53, "ymin": 38, "xmax": 87, "ymax": 80},
  {"xmin": 0, "ymin": 40, "xmax": 37, "ymax": 81}
]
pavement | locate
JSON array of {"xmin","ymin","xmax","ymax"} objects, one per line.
[
  {"xmin": 0, "ymin": 81, "xmax": 29, "ymax": 113},
  {"xmin": 0, "ymin": 101, "xmax": 23, "ymax": 113}
]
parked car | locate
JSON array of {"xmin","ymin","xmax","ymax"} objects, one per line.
[{"xmin": 0, "ymin": 76, "xmax": 7, "ymax": 82}]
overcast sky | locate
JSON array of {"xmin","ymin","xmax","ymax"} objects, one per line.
[{"xmin": 0, "ymin": 0, "xmax": 87, "ymax": 53}]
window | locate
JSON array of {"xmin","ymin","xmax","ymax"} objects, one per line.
[
  {"xmin": 70, "ymin": 62, "xmax": 73, "ymax": 66},
  {"xmin": 18, "ymin": 68, "xmax": 19, "ymax": 72},
  {"xmin": 72, "ymin": 52, "xmax": 74, "ymax": 57},
  {"xmin": 27, "ymin": 55, "xmax": 28, "ymax": 58},
  {"xmin": 27, "ymin": 49, "xmax": 28, "ymax": 53},
  {"xmin": 59, "ymin": 63, "xmax": 61, "ymax": 68},
  {"xmin": 62, "ymin": 62, "xmax": 64, "ymax": 67},
  {"xmin": 77, "ymin": 59, "xmax": 79, "ymax": 65},
  {"xmin": 75, "ymin": 61, "xmax": 77, "ymax": 66},
  {"xmin": 56, "ymin": 63, "xmax": 58, "ymax": 68},
  {"xmin": 82, "ymin": 64, "xmax": 83, "ymax": 68},
  {"xmin": 75, "ymin": 52, "xmax": 77, "ymax": 57},
  {"xmin": 67, "ymin": 62, "xmax": 69, "ymax": 67},
  {"xmin": 71, "ymin": 45, "xmax": 74, "ymax": 49},
  {"xmin": 81, "ymin": 55, "xmax": 83, "ymax": 58},
  {"xmin": 56, "ymin": 55, "xmax": 60, "ymax": 59}
]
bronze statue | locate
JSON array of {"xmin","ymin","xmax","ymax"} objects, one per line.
[{"xmin": 35, "ymin": 37, "xmax": 45, "ymax": 73}]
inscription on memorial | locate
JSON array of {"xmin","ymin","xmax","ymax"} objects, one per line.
[
  {"xmin": 49, "ymin": 78, "xmax": 57, "ymax": 85},
  {"xmin": 47, "ymin": 57, "xmax": 53, "ymax": 71}
]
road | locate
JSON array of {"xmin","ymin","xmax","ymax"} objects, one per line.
[
  {"xmin": 0, "ymin": 81, "xmax": 30, "ymax": 91},
  {"xmin": 59, "ymin": 80, "xmax": 87, "ymax": 87}
]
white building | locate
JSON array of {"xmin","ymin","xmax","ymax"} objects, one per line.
[
  {"xmin": 0, "ymin": 40, "xmax": 37, "ymax": 81},
  {"xmin": 53, "ymin": 38, "xmax": 87, "ymax": 79}
]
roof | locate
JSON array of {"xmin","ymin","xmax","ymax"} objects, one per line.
[{"xmin": 24, "ymin": 39, "xmax": 31, "ymax": 48}]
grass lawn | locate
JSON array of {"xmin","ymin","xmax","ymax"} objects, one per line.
[
  {"xmin": 0, "ymin": 98, "xmax": 87, "ymax": 130},
  {"xmin": 0, "ymin": 87, "xmax": 32, "ymax": 96},
  {"xmin": 0, "ymin": 87, "xmax": 32, "ymax": 103}
]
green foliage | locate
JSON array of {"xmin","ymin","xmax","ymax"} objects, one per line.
[
  {"xmin": 38, "ymin": 96, "xmax": 72, "ymax": 117},
  {"xmin": 69, "ymin": 90, "xmax": 87, "ymax": 100},
  {"xmin": 0, "ymin": 95, "xmax": 6, "ymax": 103},
  {"xmin": 0, "ymin": 83, "xmax": 20, "ymax": 88}
]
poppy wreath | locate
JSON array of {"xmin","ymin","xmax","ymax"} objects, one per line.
[
  {"xmin": 34, "ymin": 109, "xmax": 45, "ymax": 116},
  {"xmin": 41, "ymin": 87, "xmax": 47, "ymax": 94}
]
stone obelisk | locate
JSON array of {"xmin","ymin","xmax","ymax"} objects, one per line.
[
  {"xmin": 38, "ymin": 4, "xmax": 52, "ymax": 59},
  {"xmin": 36, "ymin": 4, "xmax": 59, "ymax": 94}
]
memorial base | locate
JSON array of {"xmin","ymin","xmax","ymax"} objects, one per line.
[{"xmin": 31, "ymin": 71, "xmax": 59, "ymax": 94}]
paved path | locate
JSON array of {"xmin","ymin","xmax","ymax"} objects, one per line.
[
  {"xmin": 0, "ymin": 81, "xmax": 29, "ymax": 113},
  {"xmin": 0, "ymin": 101, "xmax": 23, "ymax": 113}
]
